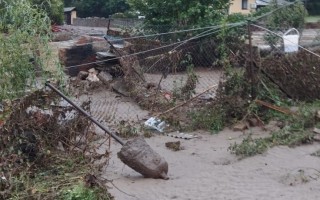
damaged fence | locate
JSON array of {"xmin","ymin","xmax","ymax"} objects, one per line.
[{"xmin": 57, "ymin": 5, "xmax": 320, "ymax": 135}]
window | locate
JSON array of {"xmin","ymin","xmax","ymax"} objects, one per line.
[{"xmin": 242, "ymin": 0, "xmax": 248, "ymax": 10}]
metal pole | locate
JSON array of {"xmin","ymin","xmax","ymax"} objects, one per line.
[
  {"xmin": 247, "ymin": 20, "xmax": 255, "ymax": 99},
  {"xmin": 45, "ymin": 82, "xmax": 125, "ymax": 146}
]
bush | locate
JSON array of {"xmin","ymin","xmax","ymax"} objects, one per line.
[{"xmin": 0, "ymin": 0, "xmax": 54, "ymax": 100}]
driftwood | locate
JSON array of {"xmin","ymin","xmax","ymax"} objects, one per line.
[{"xmin": 254, "ymin": 99, "xmax": 295, "ymax": 115}]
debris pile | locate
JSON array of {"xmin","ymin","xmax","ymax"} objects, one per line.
[{"xmin": 0, "ymin": 89, "xmax": 109, "ymax": 199}]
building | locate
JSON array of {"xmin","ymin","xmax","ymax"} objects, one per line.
[
  {"xmin": 229, "ymin": 0, "xmax": 257, "ymax": 14},
  {"xmin": 229, "ymin": 0, "xmax": 290, "ymax": 14},
  {"xmin": 64, "ymin": 7, "xmax": 77, "ymax": 25}
]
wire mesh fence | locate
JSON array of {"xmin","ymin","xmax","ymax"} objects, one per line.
[{"xmin": 56, "ymin": 4, "xmax": 320, "ymax": 134}]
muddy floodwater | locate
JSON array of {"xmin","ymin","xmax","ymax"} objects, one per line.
[{"xmin": 102, "ymin": 130, "xmax": 320, "ymax": 200}]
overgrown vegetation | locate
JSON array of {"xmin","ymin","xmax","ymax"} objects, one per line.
[
  {"xmin": 229, "ymin": 100, "xmax": 320, "ymax": 158},
  {"xmin": 0, "ymin": 0, "xmax": 63, "ymax": 100},
  {"xmin": 30, "ymin": 0, "xmax": 64, "ymax": 24},
  {"xmin": 64, "ymin": 0, "xmax": 129, "ymax": 18}
]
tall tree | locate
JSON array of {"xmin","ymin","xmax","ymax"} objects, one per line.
[
  {"xmin": 64, "ymin": 0, "xmax": 129, "ymax": 18},
  {"xmin": 304, "ymin": 0, "xmax": 320, "ymax": 15},
  {"xmin": 127, "ymin": 0, "xmax": 230, "ymax": 27},
  {"xmin": 30, "ymin": 0, "xmax": 64, "ymax": 24}
]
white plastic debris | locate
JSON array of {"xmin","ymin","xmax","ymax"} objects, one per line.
[
  {"xmin": 167, "ymin": 131, "xmax": 198, "ymax": 140},
  {"xmin": 144, "ymin": 117, "xmax": 166, "ymax": 132}
]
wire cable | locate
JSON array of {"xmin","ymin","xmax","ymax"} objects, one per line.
[{"xmin": 63, "ymin": 22, "xmax": 246, "ymax": 70}]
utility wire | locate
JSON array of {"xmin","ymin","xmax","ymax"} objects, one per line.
[
  {"xmin": 63, "ymin": 22, "xmax": 245, "ymax": 70},
  {"xmin": 56, "ymin": 23, "xmax": 242, "ymax": 48}
]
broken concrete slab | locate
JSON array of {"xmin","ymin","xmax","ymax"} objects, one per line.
[
  {"xmin": 111, "ymin": 79, "xmax": 130, "ymax": 96},
  {"xmin": 97, "ymin": 71, "xmax": 113, "ymax": 86}
]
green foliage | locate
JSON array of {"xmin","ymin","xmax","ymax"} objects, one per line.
[
  {"xmin": 0, "ymin": 0, "xmax": 55, "ymax": 100},
  {"xmin": 228, "ymin": 136, "xmax": 269, "ymax": 157},
  {"xmin": 127, "ymin": 0, "xmax": 230, "ymax": 27},
  {"xmin": 189, "ymin": 105, "xmax": 225, "ymax": 133},
  {"xmin": 63, "ymin": 183, "xmax": 111, "ymax": 200},
  {"xmin": 229, "ymin": 100, "xmax": 320, "ymax": 158},
  {"xmin": 229, "ymin": 128, "xmax": 314, "ymax": 158},
  {"xmin": 65, "ymin": 0, "xmax": 130, "ymax": 18},
  {"xmin": 30, "ymin": 0, "xmax": 64, "ymax": 24},
  {"xmin": 117, "ymin": 120, "xmax": 138, "ymax": 138}
]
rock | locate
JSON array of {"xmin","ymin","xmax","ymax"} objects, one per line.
[
  {"xmin": 86, "ymin": 73, "xmax": 100, "ymax": 82},
  {"xmin": 233, "ymin": 122, "xmax": 248, "ymax": 131},
  {"xmin": 313, "ymin": 128, "xmax": 320, "ymax": 134},
  {"xmin": 88, "ymin": 68, "xmax": 98, "ymax": 75},
  {"xmin": 112, "ymin": 79, "xmax": 130, "ymax": 96},
  {"xmin": 264, "ymin": 120, "xmax": 280, "ymax": 132},
  {"xmin": 165, "ymin": 141, "xmax": 181, "ymax": 151},
  {"xmin": 313, "ymin": 134, "xmax": 320, "ymax": 142},
  {"xmin": 97, "ymin": 71, "xmax": 113, "ymax": 85},
  {"xmin": 316, "ymin": 110, "xmax": 320, "ymax": 121},
  {"xmin": 77, "ymin": 71, "xmax": 89, "ymax": 80},
  {"xmin": 199, "ymin": 93, "xmax": 215, "ymax": 101},
  {"xmin": 276, "ymin": 121, "xmax": 285, "ymax": 129},
  {"xmin": 290, "ymin": 107, "xmax": 299, "ymax": 113},
  {"xmin": 247, "ymin": 118, "xmax": 259, "ymax": 127}
]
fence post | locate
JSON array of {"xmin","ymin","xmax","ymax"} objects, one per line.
[{"xmin": 247, "ymin": 20, "xmax": 255, "ymax": 99}]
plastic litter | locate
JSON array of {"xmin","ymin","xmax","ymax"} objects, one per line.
[
  {"xmin": 283, "ymin": 28, "xmax": 299, "ymax": 53},
  {"xmin": 167, "ymin": 131, "xmax": 198, "ymax": 140},
  {"xmin": 144, "ymin": 117, "xmax": 166, "ymax": 132}
]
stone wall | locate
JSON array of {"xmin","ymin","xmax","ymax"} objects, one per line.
[
  {"xmin": 73, "ymin": 17, "xmax": 109, "ymax": 27},
  {"xmin": 73, "ymin": 17, "xmax": 144, "ymax": 28}
]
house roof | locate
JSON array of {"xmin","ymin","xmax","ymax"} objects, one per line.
[
  {"xmin": 256, "ymin": 0, "xmax": 290, "ymax": 6},
  {"xmin": 64, "ymin": 7, "xmax": 76, "ymax": 12}
]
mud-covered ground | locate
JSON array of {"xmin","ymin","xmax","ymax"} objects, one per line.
[
  {"xmin": 102, "ymin": 130, "xmax": 320, "ymax": 200},
  {"xmin": 54, "ymin": 25, "xmax": 320, "ymax": 200}
]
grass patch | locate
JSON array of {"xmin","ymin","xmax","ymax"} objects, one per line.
[
  {"xmin": 117, "ymin": 120, "xmax": 139, "ymax": 138},
  {"xmin": 63, "ymin": 183, "xmax": 111, "ymax": 200},
  {"xmin": 305, "ymin": 15, "xmax": 320, "ymax": 23},
  {"xmin": 229, "ymin": 127, "xmax": 315, "ymax": 158},
  {"xmin": 189, "ymin": 106, "xmax": 225, "ymax": 133}
]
